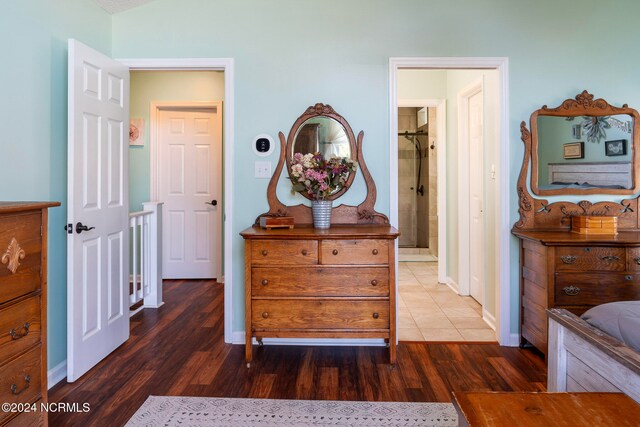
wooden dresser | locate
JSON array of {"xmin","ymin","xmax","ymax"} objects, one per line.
[
  {"xmin": 240, "ymin": 225, "xmax": 399, "ymax": 366},
  {"xmin": 0, "ymin": 202, "xmax": 58, "ymax": 426},
  {"xmin": 512, "ymin": 230, "xmax": 640, "ymax": 356}
]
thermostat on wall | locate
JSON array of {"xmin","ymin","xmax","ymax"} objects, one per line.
[{"xmin": 253, "ymin": 134, "xmax": 275, "ymax": 157}]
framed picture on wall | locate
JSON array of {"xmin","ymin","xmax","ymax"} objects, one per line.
[
  {"xmin": 563, "ymin": 142, "xmax": 584, "ymax": 159},
  {"xmin": 129, "ymin": 118, "xmax": 144, "ymax": 146},
  {"xmin": 605, "ymin": 139, "xmax": 627, "ymax": 156}
]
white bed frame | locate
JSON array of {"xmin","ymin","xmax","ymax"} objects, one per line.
[
  {"xmin": 548, "ymin": 161, "xmax": 632, "ymax": 187},
  {"xmin": 547, "ymin": 308, "xmax": 640, "ymax": 403}
]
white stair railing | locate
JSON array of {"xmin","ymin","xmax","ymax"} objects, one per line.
[{"xmin": 129, "ymin": 202, "xmax": 163, "ymax": 316}]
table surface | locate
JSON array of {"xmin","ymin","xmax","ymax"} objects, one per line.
[{"xmin": 452, "ymin": 392, "xmax": 640, "ymax": 427}]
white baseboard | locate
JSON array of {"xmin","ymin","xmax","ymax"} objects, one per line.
[
  {"xmin": 230, "ymin": 331, "xmax": 386, "ymax": 346},
  {"xmin": 482, "ymin": 309, "xmax": 497, "ymax": 331},
  {"xmin": 506, "ymin": 333, "xmax": 521, "ymax": 347},
  {"xmin": 444, "ymin": 276, "xmax": 459, "ymax": 293},
  {"xmin": 48, "ymin": 360, "xmax": 67, "ymax": 389},
  {"xmin": 218, "ymin": 275, "xmax": 224, "ymax": 284}
]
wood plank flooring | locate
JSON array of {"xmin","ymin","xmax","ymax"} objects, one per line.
[{"xmin": 49, "ymin": 280, "xmax": 546, "ymax": 426}]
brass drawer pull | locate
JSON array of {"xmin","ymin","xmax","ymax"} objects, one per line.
[
  {"xmin": 10, "ymin": 375, "xmax": 30, "ymax": 395},
  {"xmin": 261, "ymin": 279, "xmax": 268, "ymax": 286},
  {"xmin": 261, "ymin": 250, "xmax": 268, "ymax": 256},
  {"xmin": 332, "ymin": 249, "xmax": 338, "ymax": 255},
  {"xmin": 301, "ymin": 249, "xmax": 308, "ymax": 256},
  {"xmin": 372, "ymin": 249, "xmax": 379, "ymax": 255},
  {"xmin": 262, "ymin": 312, "xmax": 269, "ymax": 318},
  {"xmin": 562, "ymin": 286, "xmax": 581, "ymax": 296},
  {"xmin": 371, "ymin": 279, "xmax": 378, "ymax": 286},
  {"xmin": 9, "ymin": 322, "xmax": 30, "ymax": 340},
  {"xmin": 601, "ymin": 255, "xmax": 620, "ymax": 262},
  {"xmin": 560, "ymin": 255, "xmax": 577, "ymax": 264},
  {"xmin": 635, "ymin": 256, "xmax": 640, "ymax": 265},
  {"xmin": 372, "ymin": 312, "xmax": 379, "ymax": 319}
]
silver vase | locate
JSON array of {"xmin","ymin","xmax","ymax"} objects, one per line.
[{"xmin": 311, "ymin": 200, "xmax": 332, "ymax": 229}]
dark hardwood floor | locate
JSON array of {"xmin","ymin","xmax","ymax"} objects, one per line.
[{"xmin": 49, "ymin": 280, "xmax": 546, "ymax": 426}]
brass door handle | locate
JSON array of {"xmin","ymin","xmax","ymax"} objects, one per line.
[
  {"xmin": 562, "ymin": 286, "xmax": 581, "ymax": 296},
  {"xmin": 9, "ymin": 322, "xmax": 30, "ymax": 340},
  {"xmin": 601, "ymin": 255, "xmax": 620, "ymax": 262},
  {"xmin": 10, "ymin": 375, "xmax": 30, "ymax": 395},
  {"xmin": 560, "ymin": 255, "xmax": 577, "ymax": 264}
]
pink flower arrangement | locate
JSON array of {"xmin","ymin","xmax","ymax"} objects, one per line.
[{"xmin": 289, "ymin": 152, "xmax": 357, "ymax": 200}]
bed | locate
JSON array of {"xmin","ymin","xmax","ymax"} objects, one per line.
[
  {"xmin": 541, "ymin": 161, "xmax": 632, "ymax": 190},
  {"xmin": 547, "ymin": 305, "xmax": 640, "ymax": 403}
]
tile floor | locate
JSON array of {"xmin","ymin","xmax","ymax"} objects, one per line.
[{"xmin": 398, "ymin": 261, "xmax": 497, "ymax": 342}]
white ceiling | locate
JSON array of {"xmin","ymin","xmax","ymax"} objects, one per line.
[{"xmin": 93, "ymin": 0, "xmax": 157, "ymax": 14}]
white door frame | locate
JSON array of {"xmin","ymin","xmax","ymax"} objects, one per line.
[
  {"xmin": 118, "ymin": 58, "xmax": 235, "ymax": 344},
  {"xmin": 457, "ymin": 78, "xmax": 484, "ymax": 299},
  {"xmin": 150, "ymin": 101, "xmax": 223, "ymax": 279},
  {"xmin": 397, "ymin": 98, "xmax": 447, "ymax": 283},
  {"xmin": 389, "ymin": 57, "xmax": 513, "ymax": 346}
]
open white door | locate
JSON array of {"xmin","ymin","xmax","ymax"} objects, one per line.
[{"xmin": 67, "ymin": 39, "xmax": 130, "ymax": 382}]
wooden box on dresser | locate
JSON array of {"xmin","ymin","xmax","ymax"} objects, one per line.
[
  {"xmin": 241, "ymin": 225, "xmax": 399, "ymax": 366},
  {"xmin": 0, "ymin": 202, "xmax": 58, "ymax": 426}
]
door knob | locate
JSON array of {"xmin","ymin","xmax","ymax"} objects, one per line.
[
  {"xmin": 205, "ymin": 200, "xmax": 218, "ymax": 206},
  {"xmin": 75, "ymin": 222, "xmax": 95, "ymax": 234}
]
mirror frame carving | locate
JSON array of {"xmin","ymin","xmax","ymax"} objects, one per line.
[
  {"xmin": 255, "ymin": 103, "xmax": 388, "ymax": 225},
  {"xmin": 286, "ymin": 104, "xmax": 357, "ymax": 201},
  {"xmin": 530, "ymin": 90, "xmax": 640, "ymax": 196}
]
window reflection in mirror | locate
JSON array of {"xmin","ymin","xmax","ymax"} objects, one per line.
[{"xmin": 536, "ymin": 114, "xmax": 634, "ymax": 190}]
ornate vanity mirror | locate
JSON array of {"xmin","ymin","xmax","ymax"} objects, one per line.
[
  {"xmin": 255, "ymin": 103, "xmax": 388, "ymax": 225},
  {"xmin": 530, "ymin": 90, "xmax": 640, "ymax": 195},
  {"xmin": 286, "ymin": 104, "xmax": 357, "ymax": 200}
]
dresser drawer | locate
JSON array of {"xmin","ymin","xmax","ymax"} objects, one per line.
[
  {"xmin": 555, "ymin": 273, "xmax": 640, "ymax": 306},
  {"xmin": 0, "ymin": 213, "xmax": 42, "ymax": 304},
  {"xmin": 250, "ymin": 240, "xmax": 318, "ymax": 265},
  {"xmin": 0, "ymin": 296, "xmax": 41, "ymax": 361},
  {"xmin": 0, "ymin": 345, "xmax": 42, "ymax": 425},
  {"xmin": 5, "ymin": 403, "xmax": 46, "ymax": 427},
  {"xmin": 321, "ymin": 240, "xmax": 388, "ymax": 265},
  {"xmin": 627, "ymin": 248, "xmax": 640, "ymax": 271},
  {"xmin": 252, "ymin": 300, "xmax": 390, "ymax": 330},
  {"xmin": 554, "ymin": 246, "xmax": 625, "ymax": 272},
  {"xmin": 252, "ymin": 267, "xmax": 389, "ymax": 297}
]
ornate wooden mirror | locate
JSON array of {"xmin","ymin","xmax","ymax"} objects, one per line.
[
  {"xmin": 256, "ymin": 103, "xmax": 388, "ymax": 225},
  {"xmin": 529, "ymin": 90, "xmax": 640, "ymax": 196}
]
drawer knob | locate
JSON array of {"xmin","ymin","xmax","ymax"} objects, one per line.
[
  {"xmin": 560, "ymin": 255, "xmax": 577, "ymax": 264},
  {"xmin": 626, "ymin": 275, "xmax": 633, "ymax": 281},
  {"xmin": 372, "ymin": 312, "xmax": 379, "ymax": 319},
  {"xmin": 562, "ymin": 285, "xmax": 581, "ymax": 296},
  {"xmin": 371, "ymin": 279, "xmax": 378, "ymax": 286},
  {"xmin": 301, "ymin": 249, "xmax": 308, "ymax": 256},
  {"xmin": 601, "ymin": 255, "xmax": 620, "ymax": 262},
  {"xmin": 332, "ymin": 249, "xmax": 339, "ymax": 255},
  {"xmin": 584, "ymin": 247, "xmax": 592, "ymax": 252},
  {"xmin": 261, "ymin": 250, "xmax": 268, "ymax": 256},
  {"xmin": 261, "ymin": 279, "xmax": 268, "ymax": 286},
  {"xmin": 372, "ymin": 249, "xmax": 379, "ymax": 255},
  {"xmin": 10, "ymin": 374, "xmax": 30, "ymax": 395},
  {"xmin": 635, "ymin": 256, "xmax": 640, "ymax": 265},
  {"xmin": 9, "ymin": 322, "xmax": 30, "ymax": 340},
  {"xmin": 262, "ymin": 312, "xmax": 269, "ymax": 318}
]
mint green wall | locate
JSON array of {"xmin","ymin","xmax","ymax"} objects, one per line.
[
  {"xmin": 0, "ymin": 2, "xmax": 111, "ymax": 369},
  {"xmin": 129, "ymin": 71, "xmax": 225, "ymax": 212},
  {"xmin": 112, "ymin": 0, "xmax": 640, "ymax": 338}
]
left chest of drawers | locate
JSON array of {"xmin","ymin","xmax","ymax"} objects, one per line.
[{"xmin": 0, "ymin": 209, "xmax": 47, "ymax": 426}]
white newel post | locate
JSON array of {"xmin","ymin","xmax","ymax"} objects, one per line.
[{"xmin": 142, "ymin": 202, "xmax": 164, "ymax": 308}]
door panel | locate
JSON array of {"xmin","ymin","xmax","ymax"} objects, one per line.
[{"xmin": 469, "ymin": 90, "xmax": 484, "ymax": 304}]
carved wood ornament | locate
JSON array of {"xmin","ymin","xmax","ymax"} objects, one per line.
[
  {"xmin": 515, "ymin": 91, "xmax": 640, "ymax": 232},
  {"xmin": 2, "ymin": 237, "xmax": 26, "ymax": 274},
  {"xmin": 255, "ymin": 103, "xmax": 389, "ymax": 226}
]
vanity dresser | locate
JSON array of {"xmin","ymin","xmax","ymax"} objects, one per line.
[
  {"xmin": 512, "ymin": 91, "xmax": 640, "ymax": 356},
  {"xmin": 0, "ymin": 202, "xmax": 59, "ymax": 426},
  {"xmin": 241, "ymin": 104, "xmax": 399, "ymax": 366}
]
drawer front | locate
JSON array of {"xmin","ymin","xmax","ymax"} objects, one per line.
[
  {"xmin": 252, "ymin": 300, "xmax": 390, "ymax": 329},
  {"xmin": 251, "ymin": 240, "xmax": 318, "ymax": 265},
  {"xmin": 555, "ymin": 273, "xmax": 640, "ymax": 306},
  {"xmin": 6, "ymin": 403, "xmax": 46, "ymax": 427},
  {"xmin": 252, "ymin": 267, "xmax": 389, "ymax": 297},
  {"xmin": 321, "ymin": 240, "xmax": 388, "ymax": 265},
  {"xmin": 0, "ymin": 213, "xmax": 42, "ymax": 303},
  {"xmin": 0, "ymin": 345, "xmax": 42, "ymax": 425},
  {"xmin": 0, "ymin": 296, "xmax": 41, "ymax": 361},
  {"xmin": 627, "ymin": 248, "xmax": 640, "ymax": 271},
  {"xmin": 554, "ymin": 246, "xmax": 625, "ymax": 272}
]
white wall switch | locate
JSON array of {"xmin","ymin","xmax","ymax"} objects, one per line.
[{"xmin": 254, "ymin": 161, "xmax": 272, "ymax": 178}]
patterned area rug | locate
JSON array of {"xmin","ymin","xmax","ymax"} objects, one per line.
[{"xmin": 126, "ymin": 396, "xmax": 458, "ymax": 426}]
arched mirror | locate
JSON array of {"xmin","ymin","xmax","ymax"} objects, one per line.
[
  {"xmin": 530, "ymin": 91, "xmax": 640, "ymax": 195},
  {"xmin": 286, "ymin": 103, "xmax": 357, "ymax": 200}
]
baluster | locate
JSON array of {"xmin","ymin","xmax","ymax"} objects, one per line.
[{"xmin": 132, "ymin": 217, "xmax": 138, "ymax": 305}]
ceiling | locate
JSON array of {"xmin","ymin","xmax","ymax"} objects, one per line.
[{"xmin": 93, "ymin": 0, "xmax": 157, "ymax": 14}]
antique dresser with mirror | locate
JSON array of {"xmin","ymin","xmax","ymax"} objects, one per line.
[
  {"xmin": 512, "ymin": 91, "xmax": 640, "ymax": 356},
  {"xmin": 240, "ymin": 103, "xmax": 399, "ymax": 367}
]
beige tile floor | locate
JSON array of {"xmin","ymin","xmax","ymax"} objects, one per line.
[{"xmin": 398, "ymin": 261, "xmax": 497, "ymax": 342}]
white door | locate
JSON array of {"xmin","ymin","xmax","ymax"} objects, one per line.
[
  {"xmin": 67, "ymin": 39, "xmax": 130, "ymax": 382},
  {"xmin": 159, "ymin": 107, "xmax": 222, "ymax": 279},
  {"xmin": 468, "ymin": 90, "xmax": 484, "ymax": 304}
]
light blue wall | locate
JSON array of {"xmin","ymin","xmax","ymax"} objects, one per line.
[
  {"xmin": 111, "ymin": 0, "xmax": 640, "ymax": 337},
  {"xmin": 0, "ymin": 2, "xmax": 111, "ymax": 370}
]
